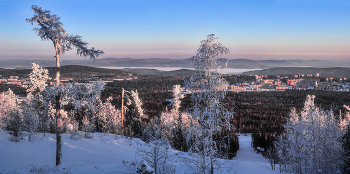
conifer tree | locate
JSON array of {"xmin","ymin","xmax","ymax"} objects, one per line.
[{"xmin": 27, "ymin": 5, "xmax": 104, "ymax": 166}]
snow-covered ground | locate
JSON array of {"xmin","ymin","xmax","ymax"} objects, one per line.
[{"xmin": 0, "ymin": 131, "xmax": 280, "ymax": 174}]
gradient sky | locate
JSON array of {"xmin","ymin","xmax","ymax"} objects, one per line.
[{"xmin": 0, "ymin": 0, "xmax": 349, "ymax": 60}]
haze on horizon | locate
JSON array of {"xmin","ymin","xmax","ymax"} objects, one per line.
[{"xmin": 0, "ymin": 0, "xmax": 349, "ymax": 61}]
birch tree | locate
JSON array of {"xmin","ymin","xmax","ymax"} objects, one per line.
[
  {"xmin": 27, "ymin": 5, "xmax": 104, "ymax": 166},
  {"xmin": 184, "ymin": 34, "xmax": 233, "ymax": 174}
]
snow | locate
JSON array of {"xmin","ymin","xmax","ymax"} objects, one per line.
[
  {"xmin": 231, "ymin": 134, "xmax": 279, "ymax": 174},
  {"xmin": 0, "ymin": 131, "xmax": 280, "ymax": 174}
]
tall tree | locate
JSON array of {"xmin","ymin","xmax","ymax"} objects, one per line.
[
  {"xmin": 27, "ymin": 5, "xmax": 104, "ymax": 166},
  {"xmin": 184, "ymin": 34, "xmax": 233, "ymax": 174}
]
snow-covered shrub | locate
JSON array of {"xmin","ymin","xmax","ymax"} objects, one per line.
[
  {"xmin": 136, "ymin": 139, "xmax": 175, "ymax": 174},
  {"xmin": 67, "ymin": 119, "xmax": 80, "ymax": 140},
  {"xmin": 29, "ymin": 164, "xmax": 72, "ymax": 174},
  {"xmin": 142, "ymin": 119, "xmax": 162, "ymax": 143},
  {"xmin": 82, "ymin": 116, "xmax": 94, "ymax": 139},
  {"xmin": 8, "ymin": 134, "xmax": 20, "ymax": 142},
  {"xmin": 136, "ymin": 160, "xmax": 155, "ymax": 174},
  {"xmin": 275, "ymin": 95, "xmax": 348, "ymax": 174}
]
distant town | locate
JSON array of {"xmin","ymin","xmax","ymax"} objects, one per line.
[
  {"xmin": 226, "ymin": 73, "xmax": 349, "ymax": 92},
  {"xmin": 1, "ymin": 70, "xmax": 349, "ymax": 93}
]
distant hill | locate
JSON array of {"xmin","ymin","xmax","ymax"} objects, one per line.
[
  {"xmin": 0, "ymin": 65, "xmax": 197, "ymax": 79},
  {"xmin": 242, "ymin": 67, "xmax": 350, "ymax": 78},
  {"xmin": 0, "ymin": 65, "xmax": 129, "ymax": 79},
  {"xmin": 122, "ymin": 68, "xmax": 197, "ymax": 77},
  {"xmin": 0, "ymin": 58, "xmax": 349, "ymax": 69}
]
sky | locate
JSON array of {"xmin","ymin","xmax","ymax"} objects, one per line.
[{"xmin": 0, "ymin": 0, "xmax": 349, "ymax": 61}]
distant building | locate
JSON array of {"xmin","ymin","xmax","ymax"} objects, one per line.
[
  {"xmin": 7, "ymin": 82, "xmax": 21, "ymax": 85},
  {"xmin": 276, "ymin": 85, "xmax": 288, "ymax": 90},
  {"xmin": 0, "ymin": 79, "xmax": 7, "ymax": 83},
  {"xmin": 230, "ymin": 85, "xmax": 245, "ymax": 91},
  {"xmin": 173, "ymin": 85, "xmax": 181, "ymax": 90}
]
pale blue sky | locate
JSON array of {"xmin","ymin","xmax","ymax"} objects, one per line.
[{"xmin": 0, "ymin": 0, "xmax": 349, "ymax": 60}]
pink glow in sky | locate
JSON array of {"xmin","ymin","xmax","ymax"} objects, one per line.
[{"xmin": 0, "ymin": 0, "xmax": 349, "ymax": 60}]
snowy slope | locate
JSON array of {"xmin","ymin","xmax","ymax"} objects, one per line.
[{"xmin": 0, "ymin": 131, "xmax": 280, "ymax": 174}]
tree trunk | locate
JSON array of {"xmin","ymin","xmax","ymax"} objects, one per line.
[
  {"xmin": 210, "ymin": 156, "xmax": 214, "ymax": 174},
  {"xmin": 121, "ymin": 88, "xmax": 124, "ymax": 135},
  {"xmin": 55, "ymin": 51, "xmax": 62, "ymax": 166}
]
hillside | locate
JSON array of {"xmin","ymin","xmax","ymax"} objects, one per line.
[
  {"xmin": 241, "ymin": 67, "xmax": 350, "ymax": 78},
  {"xmin": 0, "ymin": 131, "xmax": 279, "ymax": 174}
]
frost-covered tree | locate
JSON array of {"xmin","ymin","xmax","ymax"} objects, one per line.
[
  {"xmin": 184, "ymin": 34, "xmax": 233, "ymax": 174},
  {"xmin": 342, "ymin": 124, "xmax": 350, "ymax": 174},
  {"xmin": 342, "ymin": 106, "xmax": 350, "ymax": 174},
  {"xmin": 27, "ymin": 5, "xmax": 104, "ymax": 166},
  {"xmin": 25, "ymin": 63, "xmax": 51, "ymax": 135},
  {"xmin": 21, "ymin": 93, "xmax": 40, "ymax": 139},
  {"xmin": 123, "ymin": 90, "xmax": 144, "ymax": 137},
  {"xmin": 27, "ymin": 63, "xmax": 51, "ymax": 95},
  {"xmin": 43, "ymin": 81, "xmax": 105, "ymax": 119},
  {"xmin": 275, "ymin": 95, "xmax": 347, "ymax": 174},
  {"xmin": 160, "ymin": 87, "xmax": 190, "ymax": 151},
  {"xmin": 0, "ymin": 89, "xmax": 23, "ymax": 137},
  {"xmin": 99, "ymin": 97, "xmax": 122, "ymax": 134}
]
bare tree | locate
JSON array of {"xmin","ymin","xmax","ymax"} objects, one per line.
[{"xmin": 26, "ymin": 5, "xmax": 104, "ymax": 166}]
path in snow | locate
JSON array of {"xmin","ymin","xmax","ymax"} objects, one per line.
[{"xmin": 227, "ymin": 133, "xmax": 280, "ymax": 174}]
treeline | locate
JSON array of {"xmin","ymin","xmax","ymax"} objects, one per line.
[
  {"xmin": 180, "ymin": 90, "xmax": 350, "ymax": 135},
  {"xmin": 0, "ymin": 84, "xmax": 27, "ymax": 95},
  {"xmin": 0, "ymin": 65, "xmax": 131, "ymax": 80}
]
